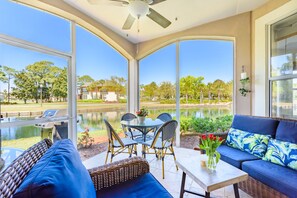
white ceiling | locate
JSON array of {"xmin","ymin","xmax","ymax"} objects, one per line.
[{"xmin": 64, "ymin": 0, "xmax": 270, "ymax": 43}]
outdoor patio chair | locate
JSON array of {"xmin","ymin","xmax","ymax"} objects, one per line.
[
  {"xmin": 121, "ymin": 113, "xmax": 143, "ymax": 140},
  {"xmin": 141, "ymin": 120, "xmax": 179, "ymax": 179},
  {"xmin": 148, "ymin": 112, "xmax": 173, "ymax": 137},
  {"xmin": 104, "ymin": 119, "xmax": 138, "ymax": 164},
  {"xmin": 157, "ymin": 113, "xmax": 172, "ymax": 122}
]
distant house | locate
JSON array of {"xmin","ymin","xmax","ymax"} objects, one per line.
[{"xmin": 77, "ymin": 83, "xmax": 120, "ymax": 102}]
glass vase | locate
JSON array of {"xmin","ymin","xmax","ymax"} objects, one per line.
[{"xmin": 206, "ymin": 153, "xmax": 217, "ymax": 171}]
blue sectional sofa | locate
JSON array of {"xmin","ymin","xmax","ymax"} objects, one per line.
[
  {"xmin": 218, "ymin": 115, "xmax": 297, "ymax": 198},
  {"xmin": 0, "ymin": 139, "xmax": 172, "ymax": 198}
]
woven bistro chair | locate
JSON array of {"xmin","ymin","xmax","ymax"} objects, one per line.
[
  {"xmin": 148, "ymin": 112, "xmax": 173, "ymax": 137},
  {"xmin": 141, "ymin": 120, "xmax": 178, "ymax": 179},
  {"xmin": 104, "ymin": 119, "xmax": 138, "ymax": 164},
  {"xmin": 121, "ymin": 113, "xmax": 143, "ymax": 140},
  {"xmin": 157, "ymin": 113, "xmax": 172, "ymax": 122}
]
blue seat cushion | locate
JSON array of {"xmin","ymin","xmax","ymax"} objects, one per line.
[
  {"xmin": 231, "ymin": 115, "xmax": 279, "ymax": 137},
  {"xmin": 276, "ymin": 120, "xmax": 297, "ymax": 144},
  {"xmin": 96, "ymin": 173, "xmax": 172, "ymax": 198},
  {"xmin": 13, "ymin": 139, "xmax": 96, "ymax": 198},
  {"xmin": 242, "ymin": 160, "xmax": 297, "ymax": 197},
  {"xmin": 217, "ymin": 145, "xmax": 259, "ymax": 168}
]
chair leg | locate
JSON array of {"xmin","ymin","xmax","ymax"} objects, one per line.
[
  {"xmin": 142, "ymin": 145, "xmax": 145, "ymax": 158},
  {"xmin": 170, "ymin": 146, "xmax": 178, "ymax": 171},
  {"xmin": 105, "ymin": 144, "xmax": 110, "ymax": 164},
  {"xmin": 161, "ymin": 148, "xmax": 165, "ymax": 179},
  {"xmin": 134, "ymin": 144, "xmax": 138, "ymax": 156},
  {"xmin": 110, "ymin": 147, "xmax": 114, "ymax": 163},
  {"xmin": 128, "ymin": 146, "xmax": 131, "ymax": 157},
  {"xmin": 154, "ymin": 148, "xmax": 158, "ymax": 159}
]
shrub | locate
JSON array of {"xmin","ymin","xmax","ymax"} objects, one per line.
[
  {"xmin": 180, "ymin": 117, "xmax": 192, "ymax": 133},
  {"xmin": 180, "ymin": 115, "xmax": 233, "ymax": 134}
]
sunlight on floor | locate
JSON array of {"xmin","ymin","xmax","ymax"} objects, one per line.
[{"xmin": 83, "ymin": 146, "xmax": 252, "ymax": 198}]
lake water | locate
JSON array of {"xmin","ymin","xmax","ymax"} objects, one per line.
[{"xmin": 1, "ymin": 106, "xmax": 232, "ymax": 141}]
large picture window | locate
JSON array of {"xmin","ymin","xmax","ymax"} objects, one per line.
[
  {"xmin": 270, "ymin": 13, "xmax": 297, "ymax": 118},
  {"xmin": 0, "ymin": 0, "xmax": 71, "ymax": 171}
]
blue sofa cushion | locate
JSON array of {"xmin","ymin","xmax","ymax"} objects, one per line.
[
  {"xmin": 242, "ymin": 160, "xmax": 297, "ymax": 197},
  {"xmin": 13, "ymin": 139, "xmax": 96, "ymax": 198},
  {"xmin": 96, "ymin": 173, "xmax": 172, "ymax": 198},
  {"xmin": 217, "ymin": 145, "xmax": 259, "ymax": 168},
  {"xmin": 231, "ymin": 115, "xmax": 279, "ymax": 137},
  {"xmin": 263, "ymin": 139, "xmax": 297, "ymax": 170},
  {"xmin": 276, "ymin": 120, "xmax": 297, "ymax": 144}
]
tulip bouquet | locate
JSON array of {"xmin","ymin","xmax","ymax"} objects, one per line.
[{"xmin": 200, "ymin": 134, "xmax": 224, "ymax": 170}]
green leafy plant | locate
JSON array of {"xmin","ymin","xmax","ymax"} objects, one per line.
[
  {"xmin": 136, "ymin": 107, "xmax": 148, "ymax": 117},
  {"xmin": 239, "ymin": 77, "xmax": 251, "ymax": 97},
  {"xmin": 180, "ymin": 115, "xmax": 233, "ymax": 134},
  {"xmin": 180, "ymin": 117, "xmax": 192, "ymax": 132}
]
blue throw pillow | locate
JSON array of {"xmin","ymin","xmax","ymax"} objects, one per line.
[
  {"xmin": 263, "ymin": 139, "xmax": 297, "ymax": 171},
  {"xmin": 13, "ymin": 139, "xmax": 96, "ymax": 198},
  {"xmin": 226, "ymin": 128, "xmax": 271, "ymax": 157},
  {"xmin": 226, "ymin": 128, "xmax": 245, "ymax": 150},
  {"xmin": 241, "ymin": 132, "xmax": 271, "ymax": 158}
]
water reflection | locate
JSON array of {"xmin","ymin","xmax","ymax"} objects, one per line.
[{"xmin": 1, "ymin": 106, "xmax": 232, "ymax": 141}]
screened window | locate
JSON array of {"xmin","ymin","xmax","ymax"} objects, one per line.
[{"xmin": 270, "ymin": 13, "xmax": 297, "ymax": 118}]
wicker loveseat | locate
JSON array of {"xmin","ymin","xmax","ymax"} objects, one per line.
[
  {"xmin": 0, "ymin": 139, "xmax": 172, "ymax": 198},
  {"xmin": 216, "ymin": 115, "xmax": 297, "ymax": 198}
]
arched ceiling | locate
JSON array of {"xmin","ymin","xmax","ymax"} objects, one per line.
[{"xmin": 64, "ymin": 0, "xmax": 270, "ymax": 43}]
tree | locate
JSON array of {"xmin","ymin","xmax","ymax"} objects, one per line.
[
  {"xmin": 180, "ymin": 76, "xmax": 204, "ymax": 103},
  {"xmin": 206, "ymin": 83, "xmax": 214, "ymax": 103},
  {"xmin": 26, "ymin": 61, "xmax": 53, "ymax": 103},
  {"xmin": 12, "ymin": 71, "xmax": 35, "ymax": 104},
  {"xmin": 159, "ymin": 81, "xmax": 175, "ymax": 99},
  {"xmin": 143, "ymin": 82, "xmax": 158, "ymax": 101},
  {"xmin": 52, "ymin": 67, "xmax": 67, "ymax": 101},
  {"xmin": 212, "ymin": 79, "xmax": 225, "ymax": 101},
  {"xmin": 2, "ymin": 66, "xmax": 16, "ymax": 103},
  {"xmin": 78, "ymin": 75, "xmax": 94, "ymax": 84}
]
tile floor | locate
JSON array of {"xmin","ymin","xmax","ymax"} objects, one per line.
[{"xmin": 83, "ymin": 146, "xmax": 252, "ymax": 198}]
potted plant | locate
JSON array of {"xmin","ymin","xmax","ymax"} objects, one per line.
[{"xmin": 136, "ymin": 107, "xmax": 148, "ymax": 123}]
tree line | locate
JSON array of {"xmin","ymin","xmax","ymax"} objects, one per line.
[
  {"xmin": 140, "ymin": 76, "xmax": 233, "ymax": 103},
  {"xmin": 0, "ymin": 61, "xmax": 232, "ymax": 104},
  {"xmin": 0, "ymin": 61, "xmax": 67, "ymax": 104},
  {"xmin": 0, "ymin": 61, "xmax": 127, "ymax": 104}
]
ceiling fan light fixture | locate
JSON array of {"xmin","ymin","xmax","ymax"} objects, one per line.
[{"xmin": 128, "ymin": 0, "xmax": 149, "ymax": 18}]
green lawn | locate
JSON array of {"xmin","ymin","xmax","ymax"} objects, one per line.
[{"xmin": 2, "ymin": 137, "xmax": 41, "ymax": 150}]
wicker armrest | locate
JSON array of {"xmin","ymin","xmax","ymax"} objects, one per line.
[{"xmin": 88, "ymin": 157, "xmax": 149, "ymax": 191}]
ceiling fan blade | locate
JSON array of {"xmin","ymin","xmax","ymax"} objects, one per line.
[
  {"xmin": 87, "ymin": 0, "xmax": 128, "ymax": 6},
  {"xmin": 147, "ymin": 8, "xmax": 171, "ymax": 28},
  {"xmin": 122, "ymin": 14, "xmax": 136, "ymax": 30},
  {"xmin": 109, "ymin": 0, "xmax": 129, "ymax": 5},
  {"xmin": 150, "ymin": 0, "xmax": 166, "ymax": 5}
]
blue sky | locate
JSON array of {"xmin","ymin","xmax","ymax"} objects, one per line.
[{"xmin": 0, "ymin": 0, "xmax": 233, "ymax": 89}]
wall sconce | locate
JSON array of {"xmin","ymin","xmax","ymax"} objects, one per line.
[{"xmin": 239, "ymin": 65, "xmax": 251, "ymax": 97}]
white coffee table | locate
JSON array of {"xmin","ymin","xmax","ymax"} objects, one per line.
[{"xmin": 176, "ymin": 153, "xmax": 248, "ymax": 198}]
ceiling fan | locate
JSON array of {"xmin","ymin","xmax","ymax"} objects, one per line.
[{"xmin": 87, "ymin": 0, "xmax": 171, "ymax": 30}]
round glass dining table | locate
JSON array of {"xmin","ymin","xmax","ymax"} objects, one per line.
[{"xmin": 120, "ymin": 118, "xmax": 164, "ymax": 158}]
